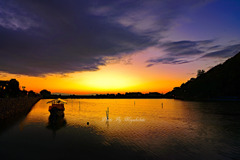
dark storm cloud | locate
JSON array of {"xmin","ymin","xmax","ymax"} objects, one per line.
[{"xmin": 0, "ymin": 0, "xmax": 212, "ymax": 76}]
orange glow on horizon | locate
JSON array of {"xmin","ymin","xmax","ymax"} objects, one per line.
[
  {"xmin": 0, "ymin": 64, "xmax": 190, "ymax": 95},
  {"xmin": 0, "ymin": 48, "xmax": 215, "ymax": 95}
]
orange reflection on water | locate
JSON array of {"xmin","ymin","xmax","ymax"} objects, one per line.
[
  {"xmin": 23, "ymin": 100, "xmax": 50, "ymax": 124},
  {"xmin": 13, "ymin": 99, "xmax": 240, "ymax": 159},
  {"xmin": 22, "ymin": 99, "xmax": 203, "ymax": 150}
]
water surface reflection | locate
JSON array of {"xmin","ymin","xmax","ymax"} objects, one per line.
[
  {"xmin": 46, "ymin": 114, "xmax": 67, "ymax": 137},
  {"xmin": 0, "ymin": 99, "xmax": 239, "ymax": 160}
]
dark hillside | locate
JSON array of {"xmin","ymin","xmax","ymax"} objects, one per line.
[{"xmin": 167, "ymin": 52, "xmax": 240, "ymax": 100}]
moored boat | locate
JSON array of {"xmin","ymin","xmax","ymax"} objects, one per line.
[{"xmin": 47, "ymin": 98, "xmax": 67, "ymax": 117}]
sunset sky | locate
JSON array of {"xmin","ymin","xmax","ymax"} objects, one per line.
[{"xmin": 0, "ymin": 0, "xmax": 240, "ymax": 94}]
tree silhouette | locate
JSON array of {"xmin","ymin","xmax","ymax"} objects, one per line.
[
  {"xmin": 6, "ymin": 79, "xmax": 20, "ymax": 97},
  {"xmin": 197, "ymin": 70, "xmax": 205, "ymax": 77},
  {"xmin": 40, "ymin": 89, "xmax": 51, "ymax": 98},
  {"xmin": 28, "ymin": 90, "xmax": 37, "ymax": 97}
]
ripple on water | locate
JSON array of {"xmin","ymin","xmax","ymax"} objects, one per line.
[{"xmin": 0, "ymin": 99, "xmax": 240, "ymax": 160}]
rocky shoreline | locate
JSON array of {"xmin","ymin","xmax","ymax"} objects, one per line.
[{"xmin": 0, "ymin": 97, "xmax": 41, "ymax": 120}]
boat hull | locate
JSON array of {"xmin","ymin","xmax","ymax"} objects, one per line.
[{"xmin": 49, "ymin": 107, "xmax": 64, "ymax": 117}]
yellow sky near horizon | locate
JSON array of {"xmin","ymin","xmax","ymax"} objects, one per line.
[{"xmin": 0, "ymin": 48, "xmax": 222, "ymax": 95}]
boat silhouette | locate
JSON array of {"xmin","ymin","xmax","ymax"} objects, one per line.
[{"xmin": 47, "ymin": 98, "xmax": 67, "ymax": 117}]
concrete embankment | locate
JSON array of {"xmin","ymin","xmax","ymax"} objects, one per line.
[{"xmin": 0, "ymin": 97, "xmax": 41, "ymax": 120}]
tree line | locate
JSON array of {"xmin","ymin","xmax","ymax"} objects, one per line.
[{"xmin": 0, "ymin": 79, "xmax": 51, "ymax": 98}]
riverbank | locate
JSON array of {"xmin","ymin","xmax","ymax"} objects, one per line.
[{"xmin": 0, "ymin": 97, "xmax": 41, "ymax": 120}]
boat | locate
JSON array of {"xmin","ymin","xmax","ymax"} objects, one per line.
[{"xmin": 47, "ymin": 98, "xmax": 67, "ymax": 117}]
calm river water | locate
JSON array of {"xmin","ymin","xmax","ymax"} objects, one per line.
[{"xmin": 0, "ymin": 99, "xmax": 240, "ymax": 160}]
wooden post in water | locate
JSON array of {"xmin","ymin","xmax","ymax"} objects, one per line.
[{"xmin": 106, "ymin": 107, "xmax": 109, "ymax": 120}]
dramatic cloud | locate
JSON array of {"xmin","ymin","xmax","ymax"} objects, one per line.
[
  {"xmin": 0, "ymin": 0, "xmax": 211, "ymax": 76},
  {"xmin": 89, "ymin": 0, "xmax": 209, "ymax": 40}
]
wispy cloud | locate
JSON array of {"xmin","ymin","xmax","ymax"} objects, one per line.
[
  {"xmin": 147, "ymin": 57, "xmax": 193, "ymax": 67},
  {"xmin": 146, "ymin": 40, "xmax": 215, "ymax": 67},
  {"xmin": 0, "ymin": 1, "xmax": 38, "ymax": 30},
  {"xmin": 202, "ymin": 44, "xmax": 240, "ymax": 58},
  {"xmin": 146, "ymin": 40, "xmax": 240, "ymax": 67},
  {"xmin": 90, "ymin": 0, "xmax": 210, "ymax": 40},
  {"xmin": 161, "ymin": 40, "xmax": 214, "ymax": 56}
]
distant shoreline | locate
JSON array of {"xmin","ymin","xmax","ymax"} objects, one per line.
[
  {"xmin": 43, "ymin": 95, "xmax": 166, "ymax": 99},
  {"xmin": 42, "ymin": 95, "xmax": 240, "ymax": 102}
]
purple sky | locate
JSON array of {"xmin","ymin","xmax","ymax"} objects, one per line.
[{"xmin": 0, "ymin": 0, "xmax": 240, "ymax": 76}]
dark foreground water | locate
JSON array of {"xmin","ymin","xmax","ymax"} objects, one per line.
[{"xmin": 0, "ymin": 99, "xmax": 240, "ymax": 160}]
